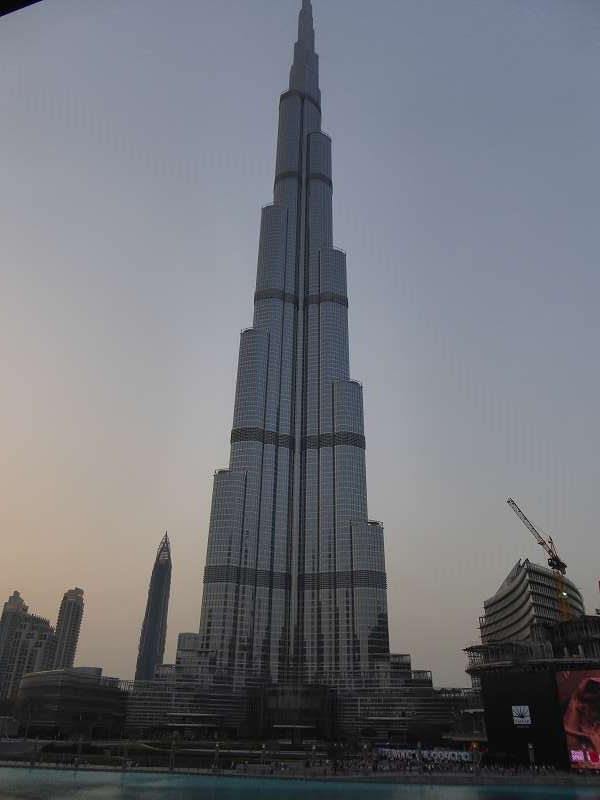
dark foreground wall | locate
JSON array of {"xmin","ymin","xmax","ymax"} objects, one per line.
[
  {"xmin": 481, "ymin": 669, "xmax": 567, "ymax": 767},
  {"xmin": 17, "ymin": 670, "xmax": 127, "ymax": 739}
]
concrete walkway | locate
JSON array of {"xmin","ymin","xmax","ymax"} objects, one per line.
[{"xmin": 1, "ymin": 761, "xmax": 600, "ymax": 787}]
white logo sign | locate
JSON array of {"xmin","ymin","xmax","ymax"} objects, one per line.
[{"xmin": 512, "ymin": 705, "xmax": 531, "ymax": 726}]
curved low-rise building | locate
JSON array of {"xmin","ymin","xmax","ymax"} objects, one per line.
[{"xmin": 480, "ymin": 559, "xmax": 585, "ymax": 644}]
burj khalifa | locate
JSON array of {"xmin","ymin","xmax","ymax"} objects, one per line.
[{"xmin": 198, "ymin": 0, "xmax": 390, "ymax": 691}]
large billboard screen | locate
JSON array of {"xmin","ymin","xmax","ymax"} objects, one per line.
[{"xmin": 556, "ymin": 670, "xmax": 600, "ymax": 769}]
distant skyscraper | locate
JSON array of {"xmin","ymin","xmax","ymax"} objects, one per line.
[
  {"xmin": 54, "ymin": 587, "xmax": 84, "ymax": 669},
  {"xmin": 197, "ymin": 0, "xmax": 390, "ymax": 690},
  {"xmin": 479, "ymin": 559, "xmax": 585, "ymax": 643},
  {"xmin": 135, "ymin": 533, "xmax": 172, "ymax": 682},
  {"xmin": 0, "ymin": 591, "xmax": 56, "ymax": 699},
  {"xmin": 6, "ymin": 615, "xmax": 56, "ymax": 698},
  {"xmin": 0, "ymin": 592, "xmax": 29, "ymax": 697}
]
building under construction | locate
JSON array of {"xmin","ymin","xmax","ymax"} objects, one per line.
[
  {"xmin": 465, "ymin": 614, "xmax": 600, "ymax": 768},
  {"xmin": 479, "ymin": 559, "xmax": 585, "ymax": 644},
  {"xmin": 464, "ymin": 499, "xmax": 600, "ymax": 768}
]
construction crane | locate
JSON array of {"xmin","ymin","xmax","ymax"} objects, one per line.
[{"xmin": 506, "ymin": 497, "xmax": 570, "ymax": 620}]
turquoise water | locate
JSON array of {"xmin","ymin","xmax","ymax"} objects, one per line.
[{"xmin": 0, "ymin": 770, "xmax": 599, "ymax": 800}]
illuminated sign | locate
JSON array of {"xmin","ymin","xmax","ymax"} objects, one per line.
[
  {"xmin": 512, "ymin": 705, "xmax": 532, "ymax": 726},
  {"xmin": 556, "ymin": 670, "xmax": 600, "ymax": 770}
]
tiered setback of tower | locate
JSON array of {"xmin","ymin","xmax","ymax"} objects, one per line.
[{"xmin": 197, "ymin": 0, "xmax": 389, "ymax": 689}]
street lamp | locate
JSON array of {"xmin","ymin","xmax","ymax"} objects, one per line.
[
  {"xmin": 75, "ymin": 714, "xmax": 84, "ymax": 769},
  {"xmin": 169, "ymin": 731, "xmax": 177, "ymax": 772},
  {"xmin": 121, "ymin": 739, "xmax": 129, "ymax": 771},
  {"xmin": 29, "ymin": 736, "xmax": 39, "ymax": 767}
]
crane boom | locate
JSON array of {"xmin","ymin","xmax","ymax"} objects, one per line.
[
  {"xmin": 506, "ymin": 498, "xmax": 567, "ymax": 574},
  {"xmin": 507, "ymin": 497, "xmax": 547, "ymax": 550},
  {"xmin": 506, "ymin": 497, "xmax": 570, "ymax": 621}
]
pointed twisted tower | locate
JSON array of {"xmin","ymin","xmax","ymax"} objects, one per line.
[
  {"xmin": 135, "ymin": 533, "xmax": 172, "ymax": 682},
  {"xmin": 198, "ymin": 1, "xmax": 390, "ymax": 690}
]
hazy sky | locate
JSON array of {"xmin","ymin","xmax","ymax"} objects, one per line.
[{"xmin": 1, "ymin": 0, "xmax": 599, "ymax": 687}]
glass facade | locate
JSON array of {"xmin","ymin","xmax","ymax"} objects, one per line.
[{"xmin": 198, "ymin": 0, "xmax": 390, "ymax": 690}]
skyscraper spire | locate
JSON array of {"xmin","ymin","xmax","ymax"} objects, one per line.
[
  {"xmin": 298, "ymin": 0, "xmax": 314, "ymax": 47},
  {"xmin": 290, "ymin": 0, "xmax": 319, "ymax": 101},
  {"xmin": 158, "ymin": 531, "xmax": 170, "ymax": 562}
]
